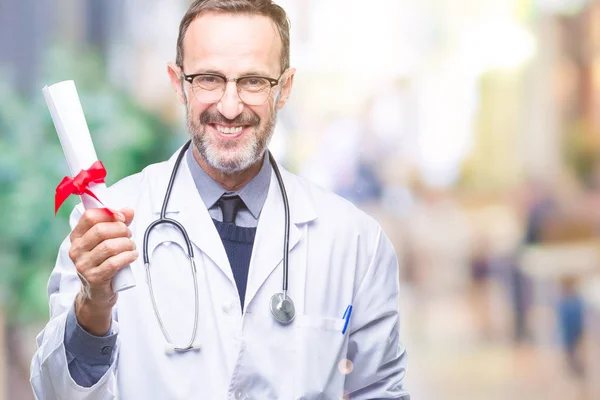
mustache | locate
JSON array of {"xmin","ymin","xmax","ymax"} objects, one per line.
[{"xmin": 199, "ymin": 110, "xmax": 260, "ymax": 126}]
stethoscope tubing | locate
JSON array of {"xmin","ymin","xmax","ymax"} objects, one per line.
[
  {"xmin": 142, "ymin": 140, "xmax": 294, "ymax": 352},
  {"xmin": 267, "ymin": 151, "xmax": 290, "ymax": 296}
]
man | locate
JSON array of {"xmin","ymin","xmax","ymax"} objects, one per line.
[{"xmin": 30, "ymin": 1, "xmax": 409, "ymax": 399}]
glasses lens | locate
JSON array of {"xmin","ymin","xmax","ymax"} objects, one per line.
[
  {"xmin": 238, "ymin": 77, "xmax": 272, "ymax": 105},
  {"xmin": 189, "ymin": 75, "xmax": 276, "ymax": 105},
  {"xmin": 191, "ymin": 75, "xmax": 226, "ymax": 104}
]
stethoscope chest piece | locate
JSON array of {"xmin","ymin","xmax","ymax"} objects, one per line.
[{"xmin": 270, "ymin": 292, "xmax": 296, "ymax": 324}]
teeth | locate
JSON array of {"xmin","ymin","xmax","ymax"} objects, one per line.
[{"xmin": 216, "ymin": 125, "xmax": 243, "ymax": 134}]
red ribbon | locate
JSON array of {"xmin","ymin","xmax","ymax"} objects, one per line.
[{"xmin": 55, "ymin": 160, "xmax": 111, "ymax": 215}]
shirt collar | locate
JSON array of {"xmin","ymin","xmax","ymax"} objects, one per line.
[{"xmin": 185, "ymin": 145, "xmax": 271, "ymax": 219}]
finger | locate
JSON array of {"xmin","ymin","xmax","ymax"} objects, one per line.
[
  {"xmin": 120, "ymin": 208, "xmax": 135, "ymax": 227},
  {"xmin": 107, "ymin": 208, "xmax": 127, "ymax": 223},
  {"xmin": 74, "ymin": 237, "xmax": 136, "ymax": 276},
  {"xmin": 86, "ymin": 250, "xmax": 139, "ymax": 286},
  {"xmin": 85, "ymin": 237, "xmax": 137, "ymax": 272},
  {"xmin": 76, "ymin": 221, "xmax": 132, "ymax": 254},
  {"xmin": 71, "ymin": 208, "xmax": 125, "ymax": 242}
]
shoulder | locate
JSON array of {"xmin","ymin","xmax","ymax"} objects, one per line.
[
  {"xmin": 284, "ymin": 171, "xmax": 382, "ymax": 240},
  {"xmin": 283, "ymin": 171, "xmax": 398, "ymax": 287},
  {"xmin": 67, "ymin": 150, "xmax": 179, "ymax": 228},
  {"xmin": 104, "ymin": 159, "xmax": 171, "ymax": 207}
]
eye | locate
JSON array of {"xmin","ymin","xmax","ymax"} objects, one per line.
[
  {"xmin": 239, "ymin": 77, "xmax": 269, "ymax": 92},
  {"xmin": 246, "ymin": 78, "xmax": 262, "ymax": 86},
  {"xmin": 197, "ymin": 75, "xmax": 218, "ymax": 84},
  {"xmin": 194, "ymin": 75, "xmax": 224, "ymax": 90}
]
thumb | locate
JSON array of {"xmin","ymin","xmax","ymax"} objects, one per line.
[{"xmin": 120, "ymin": 207, "xmax": 135, "ymax": 226}]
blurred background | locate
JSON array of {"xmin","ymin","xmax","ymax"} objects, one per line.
[{"xmin": 2, "ymin": 0, "xmax": 600, "ymax": 398}]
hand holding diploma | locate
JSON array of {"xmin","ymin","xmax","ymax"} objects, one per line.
[{"xmin": 43, "ymin": 81, "xmax": 136, "ymax": 304}]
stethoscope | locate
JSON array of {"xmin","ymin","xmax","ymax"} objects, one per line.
[{"xmin": 143, "ymin": 140, "xmax": 296, "ymax": 353}]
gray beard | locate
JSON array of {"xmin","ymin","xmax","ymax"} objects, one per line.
[{"xmin": 185, "ymin": 105, "xmax": 277, "ymax": 175}]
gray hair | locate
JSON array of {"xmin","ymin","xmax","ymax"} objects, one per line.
[{"xmin": 176, "ymin": 0, "xmax": 291, "ymax": 72}]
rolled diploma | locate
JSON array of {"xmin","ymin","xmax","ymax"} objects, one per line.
[{"xmin": 43, "ymin": 80, "xmax": 135, "ymax": 292}]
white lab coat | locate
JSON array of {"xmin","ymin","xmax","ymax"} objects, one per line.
[{"xmin": 30, "ymin": 148, "xmax": 409, "ymax": 400}]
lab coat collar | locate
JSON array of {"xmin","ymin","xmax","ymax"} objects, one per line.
[
  {"xmin": 149, "ymin": 145, "xmax": 318, "ymax": 301},
  {"xmin": 150, "ymin": 145, "xmax": 317, "ymax": 224}
]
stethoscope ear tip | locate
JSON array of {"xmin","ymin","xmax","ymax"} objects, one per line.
[{"xmin": 164, "ymin": 343, "xmax": 176, "ymax": 354}]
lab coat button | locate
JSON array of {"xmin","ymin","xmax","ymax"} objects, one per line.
[
  {"xmin": 233, "ymin": 389, "xmax": 244, "ymax": 399},
  {"xmin": 222, "ymin": 302, "xmax": 233, "ymax": 314},
  {"xmin": 100, "ymin": 346, "xmax": 112, "ymax": 356}
]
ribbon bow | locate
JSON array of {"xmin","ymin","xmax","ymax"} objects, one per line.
[{"xmin": 55, "ymin": 160, "xmax": 110, "ymax": 215}]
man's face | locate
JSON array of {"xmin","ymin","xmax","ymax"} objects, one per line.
[{"xmin": 168, "ymin": 12, "xmax": 294, "ymax": 174}]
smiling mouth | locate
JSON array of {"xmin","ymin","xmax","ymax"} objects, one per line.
[
  {"xmin": 208, "ymin": 123, "xmax": 254, "ymax": 139},
  {"xmin": 213, "ymin": 124, "xmax": 245, "ymax": 134}
]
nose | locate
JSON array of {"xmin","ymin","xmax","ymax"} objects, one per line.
[{"xmin": 217, "ymin": 81, "xmax": 244, "ymax": 120}]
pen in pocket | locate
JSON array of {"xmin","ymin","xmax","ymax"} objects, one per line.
[{"xmin": 342, "ymin": 305, "xmax": 353, "ymax": 335}]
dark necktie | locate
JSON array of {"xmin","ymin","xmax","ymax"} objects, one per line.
[{"xmin": 219, "ymin": 195, "xmax": 244, "ymax": 224}]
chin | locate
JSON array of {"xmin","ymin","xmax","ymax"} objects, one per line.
[
  {"xmin": 205, "ymin": 146, "xmax": 260, "ymax": 174},
  {"xmin": 190, "ymin": 124, "xmax": 271, "ymax": 174}
]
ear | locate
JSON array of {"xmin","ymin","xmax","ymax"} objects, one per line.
[
  {"xmin": 276, "ymin": 68, "xmax": 296, "ymax": 110},
  {"xmin": 167, "ymin": 62, "xmax": 186, "ymax": 105}
]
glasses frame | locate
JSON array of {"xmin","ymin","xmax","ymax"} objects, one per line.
[{"xmin": 181, "ymin": 71, "xmax": 285, "ymax": 105}]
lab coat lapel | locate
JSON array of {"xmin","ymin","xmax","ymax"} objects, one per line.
[
  {"xmin": 244, "ymin": 170, "xmax": 303, "ymax": 310},
  {"xmin": 150, "ymin": 147, "xmax": 318, "ymax": 303},
  {"xmin": 151, "ymin": 148, "xmax": 234, "ymax": 284}
]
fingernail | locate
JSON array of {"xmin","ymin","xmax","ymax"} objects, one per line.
[
  {"xmin": 117, "ymin": 213, "xmax": 126, "ymax": 222},
  {"xmin": 132, "ymin": 241, "xmax": 137, "ymax": 250},
  {"xmin": 128, "ymin": 228, "xmax": 133, "ymax": 237},
  {"xmin": 133, "ymin": 250, "xmax": 139, "ymax": 257}
]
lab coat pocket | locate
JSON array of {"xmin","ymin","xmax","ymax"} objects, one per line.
[{"xmin": 294, "ymin": 315, "xmax": 347, "ymax": 400}]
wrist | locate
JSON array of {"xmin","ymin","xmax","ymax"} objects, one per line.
[{"xmin": 75, "ymin": 292, "xmax": 116, "ymax": 336}]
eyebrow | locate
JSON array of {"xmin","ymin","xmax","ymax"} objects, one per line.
[{"xmin": 191, "ymin": 68, "xmax": 273, "ymax": 77}]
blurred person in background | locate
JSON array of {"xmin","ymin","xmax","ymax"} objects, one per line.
[
  {"xmin": 557, "ymin": 276, "xmax": 584, "ymax": 377},
  {"xmin": 29, "ymin": 0, "xmax": 409, "ymax": 399},
  {"xmin": 512, "ymin": 180, "xmax": 557, "ymax": 343}
]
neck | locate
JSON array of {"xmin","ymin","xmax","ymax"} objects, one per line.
[{"xmin": 193, "ymin": 148, "xmax": 264, "ymax": 192}]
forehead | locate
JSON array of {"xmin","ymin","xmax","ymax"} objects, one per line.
[{"xmin": 183, "ymin": 12, "xmax": 282, "ymax": 75}]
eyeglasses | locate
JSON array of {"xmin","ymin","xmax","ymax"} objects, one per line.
[{"xmin": 182, "ymin": 71, "xmax": 285, "ymax": 106}]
